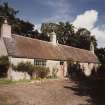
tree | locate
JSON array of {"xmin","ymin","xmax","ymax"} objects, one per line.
[
  {"xmin": 96, "ymin": 48, "xmax": 105, "ymax": 64},
  {"xmin": 0, "ymin": 2, "xmax": 35, "ymax": 36},
  {"xmin": 76, "ymin": 28, "xmax": 97, "ymax": 50},
  {"xmin": 96, "ymin": 48, "xmax": 105, "ymax": 77},
  {"xmin": 0, "ymin": 56, "xmax": 10, "ymax": 77},
  {"xmin": 40, "ymin": 22, "xmax": 97, "ymax": 50},
  {"xmin": 0, "ymin": 2, "xmax": 97, "ymax": 50},
  {"xmin": 12, "ymin": 19, "xmax": 34, "ymax": 36},
  {"xmin": 0, "ymin": 2, "xmax": 18, "ymax": 26},
  {"xmin": 56, "ymin": 22, "xmax": 75, "ymax": 45}
]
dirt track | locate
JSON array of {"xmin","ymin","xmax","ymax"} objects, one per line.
[{"xmin": 0, "ymin": 79, "xmax": 93, "ymax": 105}]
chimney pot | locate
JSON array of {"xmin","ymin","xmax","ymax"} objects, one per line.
[
  {"xmin": 49, "ymin": 31, "xmax": 57, "ymax": 45},
  {"xmin": 90, "ymin": 42, "xmax": 94, "ymax": 54}
]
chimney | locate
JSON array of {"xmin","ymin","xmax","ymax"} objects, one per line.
[
  {"xmin": 49, "ymin": 31, "xmax": 57, "ymax": 45},
  {"xmin": 1, "ymin": 19, "xmax": 12, "ymax": 38},
  {"xmin": 90, "ymin": 42, "xmax": 94, "ymax": 54}
]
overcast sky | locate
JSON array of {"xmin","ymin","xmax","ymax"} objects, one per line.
[{"xmin": 1, "ymin": 0, "xmax": 105, "ymax": 47}]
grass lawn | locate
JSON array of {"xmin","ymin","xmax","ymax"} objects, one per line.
[{"xmin": 0, "ymin": 78, "xmax": 31, "ymax": 85}]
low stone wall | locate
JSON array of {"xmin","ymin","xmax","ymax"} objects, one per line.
[{"xmin": 8, "ymin": 69, "xmax": 30, "ymax": 81}]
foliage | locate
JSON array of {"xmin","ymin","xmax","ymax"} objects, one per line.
[
  {"xmin": 0, "ymin": 2, "xmax": 97, "ymax": 50},
  {"xmin": 0, "ymin": 2, "xmax": 18, "ymax": 26},
  {"xmin": 13, "ymin": 62, "xmax": 35, "ymax": 77},
  {"xmin": 0, "ymin": 78, "xmax": 31, "ymax": 85},
  {"xmin": 52, "ymin": 68, "xmax": 58, "ymax": 78},
  {"xmin": 0, "ymin": 2, "xmax": 36, "ymax": 37},
  {"xmin": 96, "ymin": 48, "xmax": 105, "ymax": 64},
  {"xmin": 0, "ymin": 78, "xmax": 13, "ymax": 84},
  {"xmin": 0, "ymin": 56, "xmax": 10, "ymax": 77},
  {"xmin": 96, "ymin": 48, "xmax": 105, "ymax": 77},
  {"xmin": 68, "ymin": 63, "xmax": 83, "ymax": 78},
  {"xmin": 13, "ymin": 62, "xmax": 49, "ymax": 79},
  {"xmin": 41, "ymin": 22, "xmax": 97, "ymax": 50},
  {"xmin": 76, "ymin": 28, "xmax": 97, "ymax": 50},
  {"xmin": 35, "ymin": 66, "xmax": 49, "ymax": 78}
]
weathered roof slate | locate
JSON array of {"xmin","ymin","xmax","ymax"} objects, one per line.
[{"xmin": 3, "ymin": 34, "xmax": 99, "ymax": 63}]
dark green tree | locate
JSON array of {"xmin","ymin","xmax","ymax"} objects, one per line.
[
  {"xmin": 0, "ymin": 2, "xmax": 18, "ymax": 27},
  {"xmin": 76, "ymin": 28, "xmax": 97, "ymax": 50},
  {"xmin": 0, "ymin": 2, "xmax": 36, "ymax": 37},
  {"xmin": 40, "ymin": 22, "xmax": 97, "ymax": 50},
  {"xmin": 96, "ymin": 48, "xmax": 105, "ymax": 77}
]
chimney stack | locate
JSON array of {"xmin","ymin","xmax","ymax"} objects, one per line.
[
  {"xmin": 1, "ymin": 19, "xmax": 12, "ymax": 38},
  {"xmin": 49, "ymin": 31, "xmax": 57, "ymax": 45},
  {"xmin": 90, "ymin": 42, "xmax": 94, "ymax": 54}
]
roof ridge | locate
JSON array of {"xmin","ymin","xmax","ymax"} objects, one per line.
[{"xmin": 12, "ymin": 34, "xmax": 52, "ymax": 44}]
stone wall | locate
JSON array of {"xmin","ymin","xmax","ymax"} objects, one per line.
[{"xmin": 8, "ymin": 68, "xmax": 30, "ymax": 81}]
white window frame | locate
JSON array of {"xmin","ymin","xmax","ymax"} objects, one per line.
[{"xmin": 34, "ymin": 59, "xmax": 46, "ymax": 67}]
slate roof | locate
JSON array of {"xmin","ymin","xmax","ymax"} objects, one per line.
[{"xmin": 3, "ymin": 34, "xmax": 99, "ymax": 63}]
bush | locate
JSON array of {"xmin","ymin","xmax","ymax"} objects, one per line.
[
  {"xmin": 35, "ymin": 66, "xmax": 49, "ymax": 79},
  {"xmin": 13, "ymin": 62, "xmax": 35, "ymax": 78},
  {"xmin": 52, "ymin": 68, "xmax": 58, "ymax": 78},
  {"xmin": 0, "ymin": 56, "xmax": 10, "ymax": 77},
  {"xmin": 13, "ymin": 62, "xmax": 49, "ymax": 79},
  {"xmin": 97, "ymin": 64, "xmax": 105, "ymax": 78}
]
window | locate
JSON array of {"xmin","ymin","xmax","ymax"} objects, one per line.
[
  {"xmin": 60, "ymin": 61, "xmax": 64, "ymax": 65},
  {"xmin": 34, "ymin": 59, "xmax": 46, "ymax": 66}
]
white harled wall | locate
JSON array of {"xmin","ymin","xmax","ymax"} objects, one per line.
[
  {"xmin": 10, "ymin": 57, "xmax": 34, "ymax": 65},
  {"xmin": 8, "ymin": 57, "xmax": 34, "ymax": 81},
  {"xmin": 8, "ymin": 57, "xmax": 68, "ymax": 80},
  {"xmin": 46, "ymin": 60, "xmax": 60, "ymax": 76},
  {"xmin": 79, "ymin": 62, "xmax": 98, "ymax": 76},
  {"xmin": 8, "ymin": 57, "xmax": 98, "ymax": 80}
]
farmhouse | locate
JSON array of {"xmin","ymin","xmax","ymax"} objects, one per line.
[{"xmin": 0, "ymin": 20, "xmax": 99, "ymax": 80}]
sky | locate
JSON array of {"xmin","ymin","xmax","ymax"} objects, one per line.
[{"xmin": 0, "ymin": 0, "xmax": 105, "ymax": 48}]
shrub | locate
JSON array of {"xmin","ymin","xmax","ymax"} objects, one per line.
[
  {"xmin": 52, "ymin": 68, "xmax": 58, "ymax": 78},
  {"xmin": 13, "ymin": 62, "xmax": 49, "ymax": 79},
  {"xmin": 0, "ymin": 56, "xmax": 10, "ymax": 77},
  {"xmin": 35, "ymin": 66, "xmax": 49, "ymax": 78},
  {"xmin": 13, "ymin": 62, "xmax": 35, "ymax": 78},
  {"xmin": 97, "ymin": 64, "xmax": 105, "ymax": 78}
]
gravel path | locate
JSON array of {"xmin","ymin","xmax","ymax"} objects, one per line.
[{"xmin": 0, "ymin": 79, "xmax": 92, "ymax": 105}]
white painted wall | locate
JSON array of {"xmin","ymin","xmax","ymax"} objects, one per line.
[
  {"xmin": 46, "ymin": 60, "xmax": 60, "ymax": 75},
  {"xmin": 79, "ymin": 62, "xmax": 98, "ymax": 76},
  {"xmin": 63, "ymin": 61, "xmax": 68, "ymax": 76},
  {"xmin": 8, "ymin": 57, "xmax": 33, "ymax": 80},
  {"xmin": 10, "ymin": 57, "xmax": 34, "ymax": 65},
  {"xmin": 8, "ymin": 57, "xmax": 99, "ymax": 80},
  {"xmin": 46, "ymin": 60, "xmax": 68, "ymax": 78},
  {"xmin": 9, "ymin": 70, "xmax": 30, "ymax": 81}
]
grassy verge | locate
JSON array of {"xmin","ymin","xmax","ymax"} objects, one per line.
[
  {"xmin": 0, "ymin": 77, "xmax": 59, "ymax": 85},
  {"xmin": 0, "ymin": 78, "xmax": 13, "ymax": 85},
  {"xmin": 0, "ymin": 78, "xmax": 31, "ymax": 85}
]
